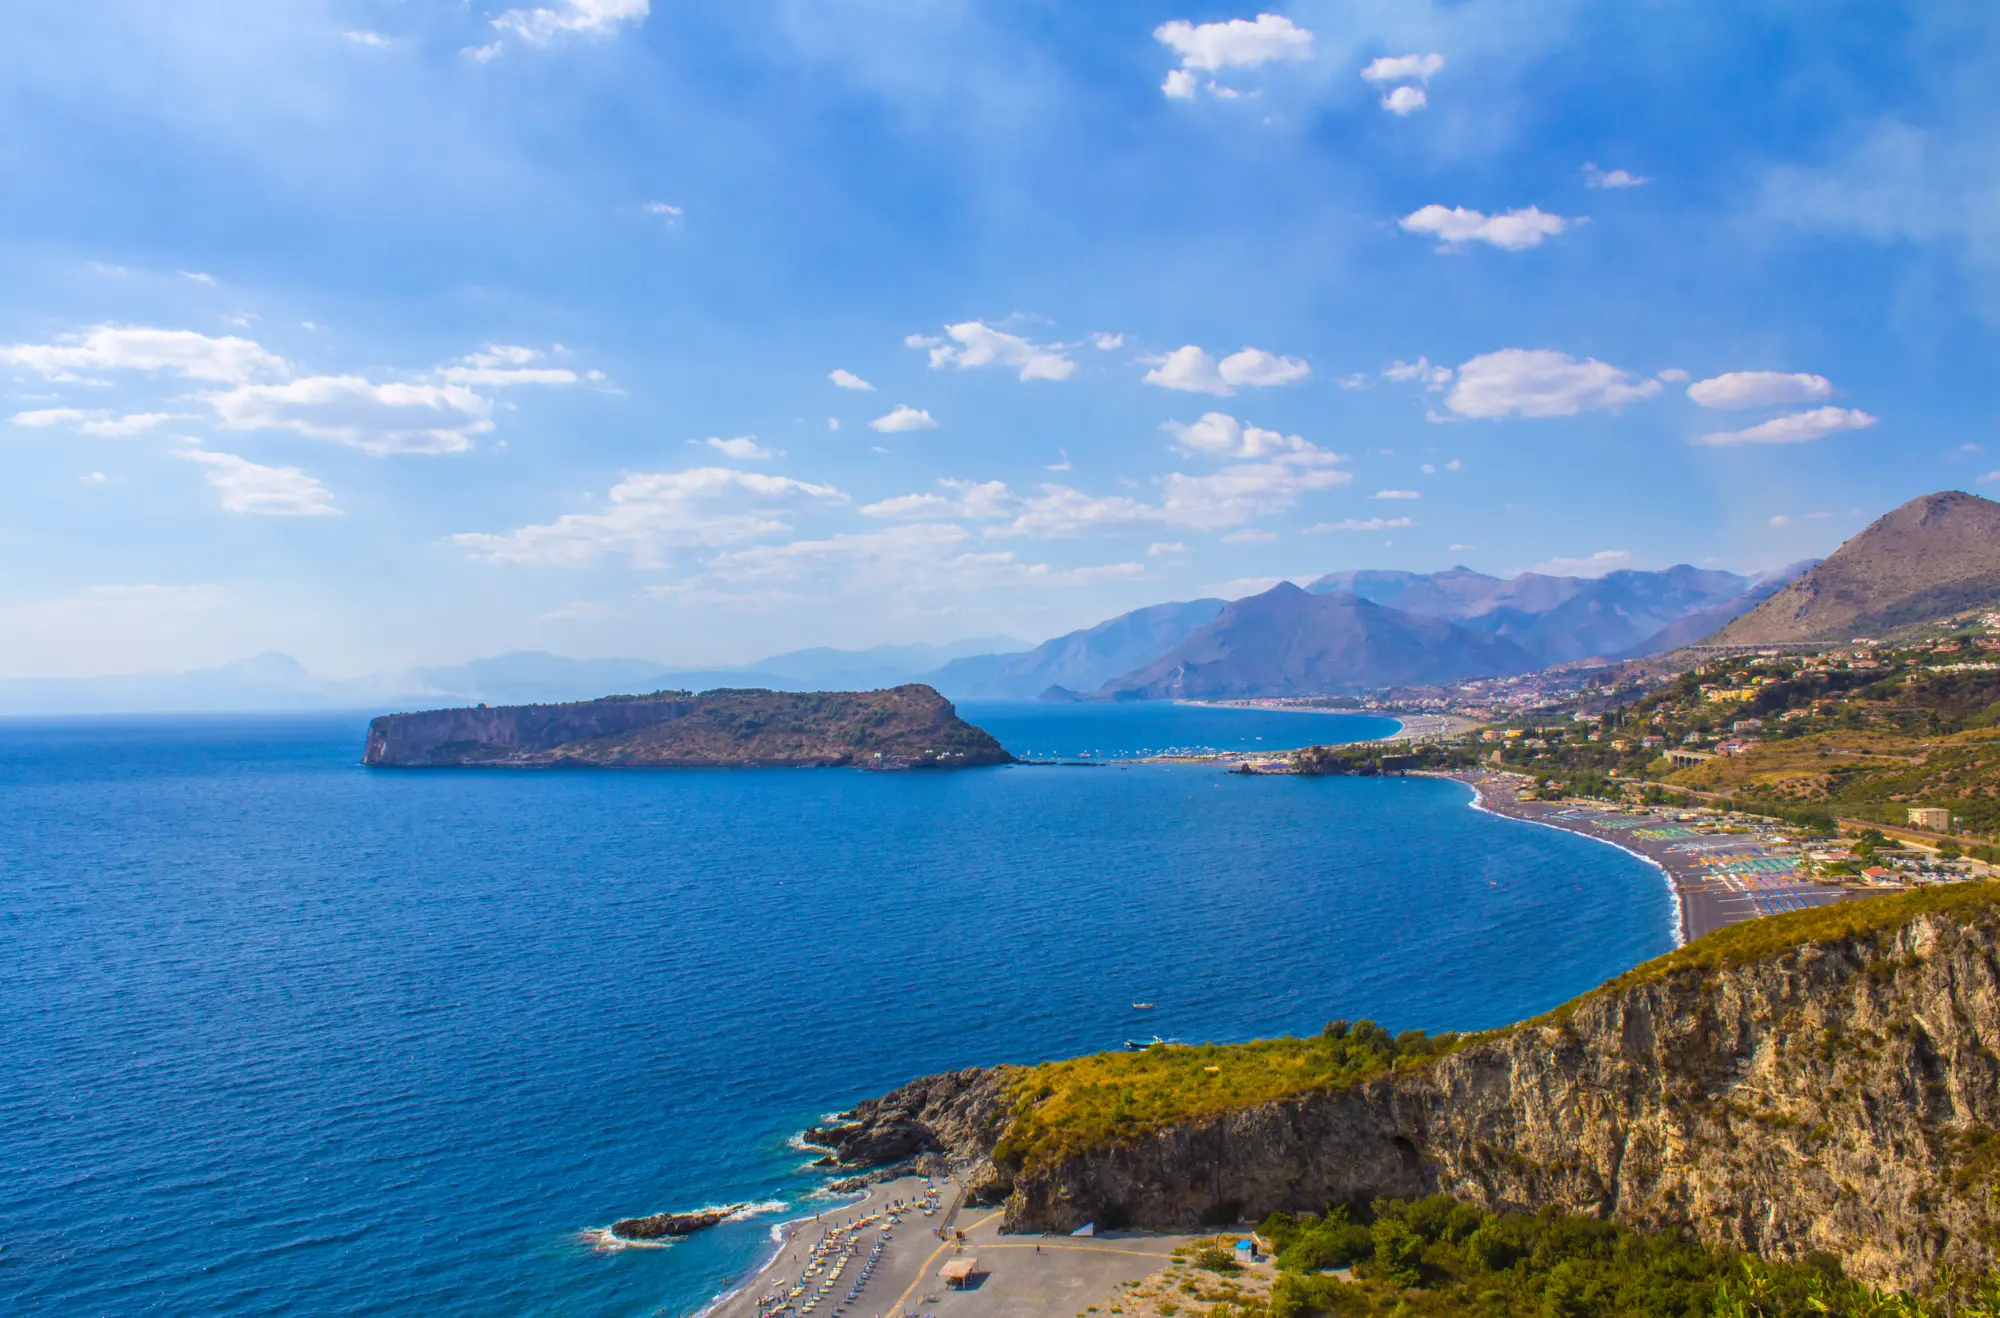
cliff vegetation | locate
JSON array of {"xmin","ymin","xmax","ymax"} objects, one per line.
[
  {"xmin": 832, "ymin": 882, "xmax": 2000, "ymax": 1289},
  {"xmin": 990, "ymin": 1023, "xmax": 1459, "ymax": 1179}
]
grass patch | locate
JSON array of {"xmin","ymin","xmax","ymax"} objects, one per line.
[{"xmin": 989, "ymin": 1022, "xmax": 1458, "ymax": 1175}]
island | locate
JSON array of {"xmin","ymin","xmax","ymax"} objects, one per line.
[{"xmin": 361, "ymin": 684, "xmax": 1014, "ymax": 769}]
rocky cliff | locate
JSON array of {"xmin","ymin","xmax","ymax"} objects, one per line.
[
  {"xmin": 362, "ymin": 684, "xmax": 1013, "ymax": 769},
  {"xmin": 825, "ymin": 886, "xmax": 2000, "ymax": 1289}
]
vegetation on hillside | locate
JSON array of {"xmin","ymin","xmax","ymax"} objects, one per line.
[
  {"xmin": 1231, "ymin": 1194, "xmax": 1995, "ymax": 1318},
  {"xmin": 1470, "ymin": 631, "xmax": 2000, "ymax": 845},
  {"xmin": 989, "ymin": 1022, "xmax": 1458, "ymax": 1176},
  {"xmin": 1533, "ymin": 881, "xmax": 2000, "ymax": 1025},
  {"xmin": 989, "ymin": 887, "xmax": 2000, "ymax": 1173}
]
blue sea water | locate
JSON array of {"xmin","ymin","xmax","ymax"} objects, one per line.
[{"xmin": 0, "ymin": 703, "xmax": 1675, "ymax": 1317}]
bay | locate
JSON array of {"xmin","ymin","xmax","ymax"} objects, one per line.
[{"xmin": 0, "ymin": 705, "xmax": 1673, "ymax": 1317}]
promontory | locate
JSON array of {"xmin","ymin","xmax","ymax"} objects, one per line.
[{"xmin": 361, "ymin": 684, "xmax": 1013, "ymax": 769}]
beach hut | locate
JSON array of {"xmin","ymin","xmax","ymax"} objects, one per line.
[{"xmin": 939, "ymin": 1258, "xmax": 978, "ymax": 1290}]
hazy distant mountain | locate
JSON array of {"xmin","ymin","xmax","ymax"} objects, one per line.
[
  {"xmin": 750, "ymin": 638, "xmax": 1026, "ymax": 691},
  {"xmin": 1615, "ymin": 559, "xmax": 1818, "ymax": 657},
  {"xmin": 926, "ymin": 600, "xmax": 1226, "ymax": 699},
  {"xmin": 1307, "ymin": 563, "xmax": 1756, "ymax": 664},
  {"xmin": 0, "ymin": 652, "xmax": 384, "ymax": 716},
  {"xmin": 1095, "ymin": 584, "xmax": 1535, "ymax": 699},
  {"xmin": 0, "ymin": 642, "xmax": 1036, "ymax": 717},
  {"xmin": 1716, "ymin": 491, "xmax": 2000, "ymax": 643}
]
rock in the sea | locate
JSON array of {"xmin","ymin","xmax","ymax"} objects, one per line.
[{"xmin": 610, "ymin": 1205, "xmax": 739, "ymax": 1241}]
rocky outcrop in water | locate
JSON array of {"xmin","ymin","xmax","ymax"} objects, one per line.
[
  {"xmin": 832, "ymin": 894, "xmax": 2000, "ymax": 1289},
  {"xmin": 610, "ymin": 1205, "xmax": 740, "ymax": 1241},
  {"xmin": 362, "ymin": 685, "xmax": 1012, "ymax": 769}
]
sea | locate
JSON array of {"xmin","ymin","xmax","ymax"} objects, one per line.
[{"xmin": 0, "ymin": 702, "xmax": 1676, "ymax": 1317}]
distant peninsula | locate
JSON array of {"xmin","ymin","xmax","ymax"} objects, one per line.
[{"xmin": 362, "ymin": 684, "xmax": 1014, "ymax": 769}]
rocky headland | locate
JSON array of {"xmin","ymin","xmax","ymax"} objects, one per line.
[
  {"xmin": 815, "ymin": 885, "xmax": 2000, "ymax": 1289},
  {"xmin": 362, "ymin": 684, "xmax": 1013, "ymax": 769}
]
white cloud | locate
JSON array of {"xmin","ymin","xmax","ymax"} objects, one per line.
[
  {"xmin": 861, "ymin": 479, "xmax": 1015, "ymax": 522},
  {"xmin": 1695, "ymin": 407, "xmax": 1879, "ymax": 447},
  {"xmin": 345, "ymin": 29, "xmax": 391, "ymax": 47},
  {"xmin": 1980, "ymin": 471, "xmax": 1999, "ymax": 484},
  {"xmin": 1222, "ymin": 528, "xmax": 1278, "ymax": 543},
  {"xmin": 492, "ymin": 0, "xmax": 647, "ymax": 43},
  {"xmin": 705, "ymin": 436, "xmax": 773, "ymax": 460},
  {"xmin": 1310, "ymin": 517, "xmax": 1413, "ymax": 533},
  {"xmin": 1381, "ymin": 86, "xmax": 1428, "ymax": 115},
  {"xmin": 923, "ymin": 322, "xmax": 1075, "ymax": 381},
  {"xmin": 1155, "ymin": 14, "xmax": 1314, "ymax": 73},
  {"xmin": 80, "ymin": 412, "xmax": 173, "ymax": 436},
  {"xmin": 1442, "ymin": 349, "xmax": 1663, "ymax": 419},
  {"xmin": 1362, "ymin": 53, "xmax": 1445, "ymax": 84},
  {"xmin": 454, "ymin": 467, "xmax": 848, "ymax": 567},
  {"xmin": 1523, "ymin": 550, "xmax": 1632, "ymax": 577},
  {"xmin": 466, "ymin": 41, "xmax": 504, "ymax": 61},
  {"xmin": 205, "ymin": 376, "xmax": 496, "ymax": 454},
  {"xmin": 703, "ymin": 522, "xmax": 1143, "ymax": 595},
  {"xmin": 1769, "ymin": 515, "xmax": 1792, "ymax": 527},
  {"xmin": 1448, "ymin": 543, "xmax": 1474, "ymax": 552},
  {"xmin": 1685, "ymin": 371, "xmax": 1834, "ymax": 409},
  {"xmin": 828, "ymin": 369, "xmax": 875, "ymax": 391},
  {"xmin": 1383, "ymin": 357, "xmax": 1452, "ymax": 387},
  {"xmin": 1400, "ymin": 205, "xmax": 1571, "ymax": 251},
  {"xmin": 1047, "ymin": 450, "xmax": 1072, "ymax": 472},
  {"xmin": 437, "ymin": 345, "xmax": 579, "ymax": 387},
  {"xmin": 1371, "ymin": 489, "xmax": 1420, "ymax": 500},
  {"xmin": 11, "ymin": 408, "xmax": 90, "ymax": 428},
  {"xmin": 1217, "ymin": 347, "xmax": 1311, "ymax": 387},
  {"xmin": 1091, "ymin": 333, "xmax": 1125, "ymax": 351},
  {"xmin": 1163, "ymin": 68, "xmax": 1198, "ymax": 99},
  {"xmin": 1445, "ymin": 458, "xmax": 1461, "ymax": 471},
  {"xmin": 870, "ymin": 405, "xmax": 936, "ymax": 433},
  {"xmin": 1156, "ymin": 461, "xmax": 1352, "ymax": 531},
  {"xmin": 176, "ymin": 449, "xmax": 341, "ymax": 517},
  {"xmin": 1143, "ymin": 345, "xmax": 1310, "ymax": 395},
  {"xmin": 12, "ymin": 408, "xmax": 174, "ymax": 435},
  {"xmin": 1163, "ymin": 412, "xmax": 1326, "ymax": 461},
  {"xmin": 1148, "ymin": 541, "xmax": 1188, "ymax": 556},
  {"xmin": 644, "ymin": 201, "xmax": 683, "ymax": 221},
  {"xmin": 1583, "ymin": 162, "xmax": 1647, "ymax": 189},
  {"xmin": 84, "ymin": 471, "xmax": 106, "ymax": 484},
  {"xmin": 0, "ymin": 325, "xmax": 286, "ymax": 384},
  {"xmin": 1657, "ymin": 368, "xmax": 1691, "ymax": 382},
  {"xmin": 178, "ymin": 270, "xmax": 218, "ymax": 285}
]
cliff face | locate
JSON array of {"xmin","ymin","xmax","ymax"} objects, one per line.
[
  {"xmin": 835, "ymin": 896, "xmax": 2000, "ymax": 1289},
  {"xmin": 362, "ymin": 684, "xmax": 1013, "ymax": 769}
]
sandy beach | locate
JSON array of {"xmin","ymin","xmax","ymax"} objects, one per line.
[
  {"xmin": 1448, "ymin": 771, "xmax": 1863, "ymax": 942},
  {"xmin": 701, "ymin": 1176, "xmax": 1205, "ymax": 1318}
]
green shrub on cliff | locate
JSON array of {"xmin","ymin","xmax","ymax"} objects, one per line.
[
  {"xmin": 1243, "ymin": 1193, "xmax": 1959, "ymax": 1318},
  {"xmin": 989, "ymin": 1021, "xmax": 1459, "ymax": 1175}
]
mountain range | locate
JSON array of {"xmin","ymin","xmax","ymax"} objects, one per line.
[{"xmin": 9, "ymin": 490, "xmax": 1991, "ymax": 715}]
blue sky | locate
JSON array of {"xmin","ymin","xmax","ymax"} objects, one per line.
[{"xmin": 3, "ymin": 0, "xmax": 1996, "ymax": 677}]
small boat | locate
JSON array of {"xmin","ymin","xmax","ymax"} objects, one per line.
[{"xmin": 1131, "ymin": 1002, "xmax": 1154, "ymax": 1010}]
